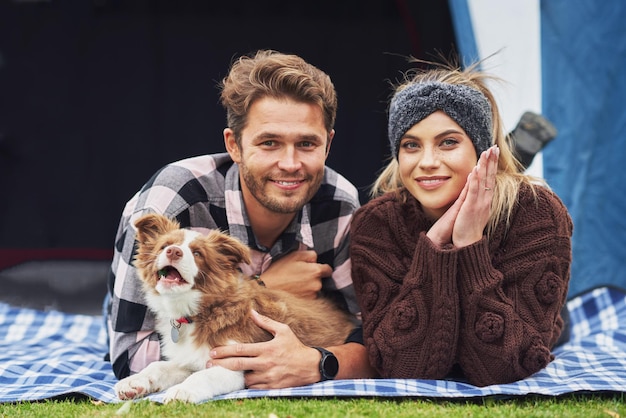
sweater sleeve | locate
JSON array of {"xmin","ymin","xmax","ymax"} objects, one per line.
[
  {"xmin": 350, "ymin": 199, "xmax": 461, "ymax": 379},
  {"xmin": 454, "ymin": 186, "xmax": 573, "ymax": 386}
]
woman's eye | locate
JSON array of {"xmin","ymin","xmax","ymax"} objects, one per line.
[{"xmin": 441, "ymin": 138, "xmax": 459, "ymax": 147}]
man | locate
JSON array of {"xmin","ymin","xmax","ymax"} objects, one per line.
[{"xmin": 105, "ymin": 50, "xmax": 376, "ymax": 388}]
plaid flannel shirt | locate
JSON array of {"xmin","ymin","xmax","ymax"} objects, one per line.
[{"xmin": 106, "ymin": 153, "xmax": 361, "ymax": 378}]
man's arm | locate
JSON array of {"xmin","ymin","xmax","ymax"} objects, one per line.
[
  {"xmin": 207, "ymin": 310, "xmax": 376, "ymax": 389},
  {"xmin": 327, "ymin": 341, "xmax": 376, "ymax": 381},
  {"xmin": 107, "ymin": 154, "xmax": 231, "ymax": 378},
  {"xmin": 107, "ymin": 206, "xmax": 161, "ymax": 379}
]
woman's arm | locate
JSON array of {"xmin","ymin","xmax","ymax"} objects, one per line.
[{"xmin": 455, "ymin": 187, "xmax": 573, "ymax": 386}]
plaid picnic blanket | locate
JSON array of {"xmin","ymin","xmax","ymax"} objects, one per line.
[{"xmin": 1, "ymin": 286, "xmax": 625, "ymax": 403}]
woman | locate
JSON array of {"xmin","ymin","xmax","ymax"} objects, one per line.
[{"xmin": 350, "ymin": 62, "xmax": 573, "ymax": 387}]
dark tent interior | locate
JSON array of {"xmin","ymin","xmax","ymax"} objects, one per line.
[{"xmin": 0, "ymin": 0, "xmax": 456, "ymax": 314}]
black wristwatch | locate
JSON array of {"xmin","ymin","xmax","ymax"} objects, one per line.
[{"xmin": 312, "ymin": 347, "xmax": 339, "ymax": 381}]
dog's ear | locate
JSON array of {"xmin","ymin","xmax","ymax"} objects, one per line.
[
  {"xmin": 208, "ymin": 231, "xmax": 252, "ymax": 267},
  {"xmin": 134, "ymin": 213, "xmax": 180, "ymax": 245}
]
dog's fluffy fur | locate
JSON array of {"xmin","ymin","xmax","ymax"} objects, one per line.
[{"xmin": 114, "ymin": 213, "xmax": 354, "ymax": 403}]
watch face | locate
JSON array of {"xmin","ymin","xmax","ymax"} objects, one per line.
[{"xmin": 323, "ymin": 353, "xmax": 339, "ymax": 378}]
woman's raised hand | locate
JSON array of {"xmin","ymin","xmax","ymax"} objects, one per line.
[{"xmin": 452, "ymin": 145, "xmax": 499, "ymax": 247}]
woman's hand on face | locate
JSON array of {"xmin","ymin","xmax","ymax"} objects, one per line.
[
  {"xmin": 426, "ymin": 179, "xmax": 469, "ymax": 247},
  {"xmin": 452, "ymin": 145, "xmax": 499, "ymax": 247}
]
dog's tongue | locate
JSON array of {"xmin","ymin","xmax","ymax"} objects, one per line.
[{"xmin": 158, "ymin": 267, "xmax": 185, "ymax": 284}]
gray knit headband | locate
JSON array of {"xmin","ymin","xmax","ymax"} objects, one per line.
[{"xmin": 388, "ymin": 81, "xmax": 493, "ymax": 158}]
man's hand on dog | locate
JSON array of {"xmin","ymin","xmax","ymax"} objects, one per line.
[
  {"xmin": 207, "ymin": 310, "xmax": 322, "ymax": 389},
  {"xmin": 259, "ymin": 250, "xmax": 331, "ymax": 300}
]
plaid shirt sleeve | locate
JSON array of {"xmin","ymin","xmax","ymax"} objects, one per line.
[
  {"xmin": 106, "ymin": 155, "xmax": 228, "ymax": 379},
  {"xmin": 315, "ymin": 168, "xmax": 362, "ymax": 320}
]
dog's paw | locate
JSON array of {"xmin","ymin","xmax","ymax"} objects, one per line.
[
  {"xmin": 114, "ymin": 375, "xmax": 157, "ymax": 400},
  {"xmin": 160, "ymin": 366, "xmax": 245, "ymax": 403},
  {"xmin": 163, "ymin": 382, "xmax": 213, "ymax": 404}
]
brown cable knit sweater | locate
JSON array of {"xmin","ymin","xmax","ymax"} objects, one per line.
[{"xmin": 350, "ymin": 183, "xmax": 573, "ymax": 387}]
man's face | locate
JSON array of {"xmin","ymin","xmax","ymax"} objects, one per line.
[{"xmin": 225, "ymin": 96, "xmax": 333, "ymax": 216}]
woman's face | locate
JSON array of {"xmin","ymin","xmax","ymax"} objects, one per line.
[{"xmin": 398, "ymin": 110, "xmax": 478, "ymax": 220}]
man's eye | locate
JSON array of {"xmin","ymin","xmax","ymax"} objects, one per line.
[{"xmin": 298, "ymin": 141, "xmax": 320, "ymax": 149}]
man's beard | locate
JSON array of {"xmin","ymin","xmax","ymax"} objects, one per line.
[{"xmin": 240, "ymin": 164, "xmax": 322, "ymax": 214}]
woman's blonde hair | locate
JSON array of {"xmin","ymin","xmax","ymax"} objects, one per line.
[{"xmin": 372, "ymin": 59, "xmax": 545, "ymax": 237}]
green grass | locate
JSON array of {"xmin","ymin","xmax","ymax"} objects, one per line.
[{"xmin": 1, "ymin": 394, "xmax": 625, "ymax": 418}]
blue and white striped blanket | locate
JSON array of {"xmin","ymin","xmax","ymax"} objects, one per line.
[{"xmin": 1, "ymin": 286, "xmax": 625, "ymax": 403}]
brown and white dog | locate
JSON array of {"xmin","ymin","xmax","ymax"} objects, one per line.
[{"xmin": 114, "ymin": 213, "xmax": 354, "ymax": 403}]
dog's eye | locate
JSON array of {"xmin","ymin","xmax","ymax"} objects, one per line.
[{"xmin": 193, "ymin": 251, "xmax": 201, "ymax": 257}]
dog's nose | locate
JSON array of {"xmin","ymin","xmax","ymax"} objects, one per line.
[{"xmin": 166, "ymin": 246, "xmax": 183, "ymax": 261}]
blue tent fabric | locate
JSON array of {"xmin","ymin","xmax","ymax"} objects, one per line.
[
  {"xmin": 1, "ymin": 286, "xmax": 625, "ymax": 403},
  {"xmin": 447, "ymin": 0, "xmax": 480, "ymax": 67},
  {"xmin": 541, "ymin": 0, "xmax": 626, "ymax": 297}
]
